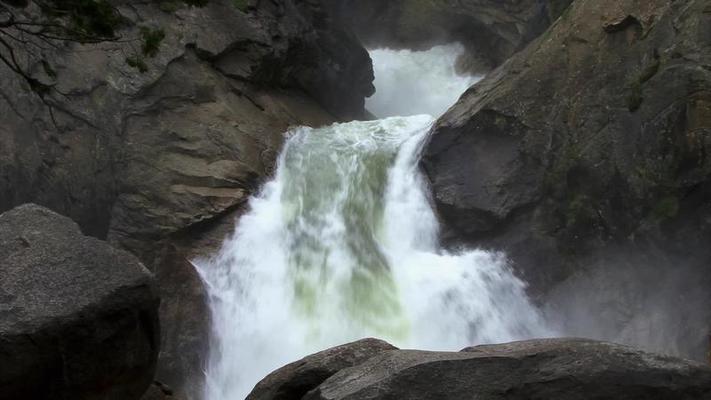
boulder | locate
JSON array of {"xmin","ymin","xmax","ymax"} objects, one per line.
[
  {"xmin": 0, "ymin": 204, "xmax": 159, "ymax": 400},
  {"xmin": 247, "ymin": 338, "xmax": 397, "ymax": 400},
  {"xmin": 421, "ymin": 0, "xmax": 711, "ymax": 359},
  {"xmin": 301, "ymin": 339, "xmax": 711, "ymax": 400},
  {"xmin": 0, "ymin": 0, "xmax": 375, "ymax": 394}
]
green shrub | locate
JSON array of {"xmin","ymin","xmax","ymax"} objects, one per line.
[
  {"xmin": 125, "ymin": 56, "xmax": 148, "ymax": 73},
  {"xmin": 652, "ymin": 195, "xmax": 679, "ymax": 221},
  {"xmin": 140, "ymin": 27, "xmax": 165, "ymax": 57},
  {"xmin": 233, "ymin": 0, "xmax": 248, "ymax": 11}
]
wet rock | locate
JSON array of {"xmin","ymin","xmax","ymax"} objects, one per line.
[
  {"xmin": 421, "ymin": 0, "xmax": 711, "ymax": 359},
  {"xmin": 140, "ymin": 382, "xmax": 182, "ymax": 400},
  {"xmin": 247, "ymin": 338, "xmax": 397, "ymax": 400},
  {"xmin": 326, "ymin": 0, "xmax": 574, "ymax": 70},
  {"xmin": 0, "ymin": 0, "xmax": 376, "ymax": 394},
  {"xmin": 301, "ymin": 339, "xmax": 711, "ymax": 400},
  {"xmin": 0, "ymin": 204, "xmax": 159, "ymax": 400}
]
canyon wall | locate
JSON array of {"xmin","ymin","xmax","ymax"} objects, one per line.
[{"xmin": 422, "ymin": 0, "xmax": 711, "ymax": 360}]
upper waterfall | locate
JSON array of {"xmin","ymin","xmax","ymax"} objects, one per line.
[
  {"xmin": 195, "ymin": 44, "xmax": 552, "ymax": 400},
  {"xmin": 366, "ymin": 43, "xmax": 481, "ymax": 117}
]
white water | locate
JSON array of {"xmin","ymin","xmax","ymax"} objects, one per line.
[
  {"xmin": 366, "ymin": 44, "xmax": 481, "ymax": 117},
  {"xmin": 196, "ymin": 44, "xmax": 551, "ymax": 400}
]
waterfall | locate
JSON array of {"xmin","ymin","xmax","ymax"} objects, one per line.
[
  {"xmin": 365, "ymin": 44, "xmax": 479, "ymax": 117},
  {"xmin": 195, "ymin": 44, "xmax": 552, "ymax": 400}
]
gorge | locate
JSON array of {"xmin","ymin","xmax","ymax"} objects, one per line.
[
  {"xmin": 196, "ymin": 44, "xmax": 550, "ymax": 399},
  {"xmin": 1, "ymin": 0, "xmax": 710, "ymax": 399}
]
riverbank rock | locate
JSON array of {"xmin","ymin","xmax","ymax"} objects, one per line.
[
  {"xmin": 326, "ymin": 0, "xmax": 574, "ymax": 70},
  {"xmin": 0, "ymin": 0, "xmax": 375, "ymax": 395},
  {"xmin": 421, "ymin": 0, "xmax": 711, "ymax": 359},
  {"xmin": 247, "ymin": 338, "xmax": 397, "ymax": 400},
  {"xmin": 248, "ymin": 338, "xmax": 711, "ymax": 400},
  {"xmin": 0, "ymin": 204, "xmax": 159, "ymax": 400}
]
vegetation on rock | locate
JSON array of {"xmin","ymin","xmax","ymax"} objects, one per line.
[{"xmin": 0, "ymin": 0, "xmax": 205, "ymax": 86}]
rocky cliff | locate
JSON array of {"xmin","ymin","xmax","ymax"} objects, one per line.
[
  {"xmin": 326, "ymin": 0, "xmax": 574, "ymax": 70},
  {"xmin": 0, "ymin": 0, "xmax": 374, "ymax": 396},
  {"xmin": 422, "ymin": 0, "xmax": 711, "ymax": 360}
]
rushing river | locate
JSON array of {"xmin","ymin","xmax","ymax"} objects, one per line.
[{"xmin": 196, "ymin": 44, "xmax": 552, "ymax": 400}]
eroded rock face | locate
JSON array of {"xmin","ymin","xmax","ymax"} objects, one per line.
[
  {"xmin": 247, "ymin": 338, "xmax": 397, "ymax": 400},
  {"xmin": 250, "ymin": 338, "xmax": 711, "ymax": 400},
  {"xmin": 326, "ymin": 0, "xmax": 574, "ymax": 70},
  {"xmin": 421, "ymin": 0, "xmax": 711, "ymax": 360},
  {"xmin": 0, "ymin": 0, "xmax": 375, "ymax": 395},
  {"xmin": 0, "ymin": 204, "xmax": 159, "ymax": 400},
  {"xmin": 0, "ymin": 0, "xmax": 373, "ymax": 246}
]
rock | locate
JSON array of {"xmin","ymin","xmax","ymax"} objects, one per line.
[
  {"xmin": 421, "ymin": 0, "xmax": 711, "ymax": 359},
  {"xmin": 326, "ymin": 0, "xmax": 575, "ymax": 70},
  {"xmin": 301, "ymin": 338, "xmax": 711, "ymax": 400},
  {"xmin": 140, "ymin": 382, "xmax": 181, "ymax": 400},
  {"xmin": 247, "ymin": 338, "xmax": 397, "ymax": 400},
  {"xmin": 0, "ymin": 0, "xmax": 375, "ymax": 394},
  {"xmin": 0, "ymin": 204, "xmax": 159, "ymax": 400},
  {"xmin": 148, "ymin": 208, "xmax": 244, "ymax": 399}
]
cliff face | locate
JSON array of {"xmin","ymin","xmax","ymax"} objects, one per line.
[
  {"xmin": 0, "ymin": 0, "xmax": 373, "ymax": 249},
  {"xmin": 326, "ymin": 0, "xmax": 574, "ymax": 70},
  {"xmin": 0, "ymin": 0, "xmax": 374, "ymax": 396},
  {"xmin": 422, "ymin": 0, "xmax": 711, "ymax": 360}
]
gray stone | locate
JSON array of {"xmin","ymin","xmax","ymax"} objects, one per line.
[
  {"xmin": 304, "ymin": 339, "xmax": 711, "ymax": 400},
  {"xmin": 247, "ymin": 338, "xmax": 397, "ymax": 400},
  {"xmin": 326, "ymin": 0, "xmax": 574, "ymax": 70},
  {"xmin": 0, "ymin": 1, "xmax": 376, "ymax": 394},
  {"xmin": 0, "ymin": 204, "xmax": 159, "ymax": 400},
  {"xmin": 421, "ymin": 0, "xmax": 711, "ymax": 360}
]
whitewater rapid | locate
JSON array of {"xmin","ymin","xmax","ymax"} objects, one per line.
[
  {"xmin": 196, "ymin": 44, "xmax": 552, "ymax": 400},
  {"xmin": 366, "ymin": 44, "xmax": 479, "ymax": 117}
]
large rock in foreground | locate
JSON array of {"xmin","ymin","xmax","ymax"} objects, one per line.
[
  {"xmin": 0, "ymin": 204, "xmax": 160, "ymax": 400},
  {"xmin": 251, "ymin": 339, "xmax": 711, "ymax": 400},
  {"xmin": 248, "ymin": 338, "xmax": 397, "ymax": 400}
]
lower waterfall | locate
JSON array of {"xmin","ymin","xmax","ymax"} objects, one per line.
[{"xmin": 196, "ymin": 44, "xmax": 552, "ymax": 400}]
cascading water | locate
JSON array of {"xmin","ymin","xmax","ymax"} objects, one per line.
[
  {"xmin": 196, "ymin": 44, "xmax": 553, "ymax": 400},
  {"xmin": 365, "ymin": 44, "xmax": 479, "ymax": 117}
]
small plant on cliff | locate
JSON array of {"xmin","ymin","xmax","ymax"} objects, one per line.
[
  {"xmin": 0, "ymin": 0, "xmax": 205, "ymax": 90},
  {"xmin": 232, "ymin": 0, "xmax": 248, "ymax": 11},
  {"xmin": 651, "ymin": 195, "xmax": 679, "ymax": 221},
  {"xmin": 124, "ymin": 26, "xmax": 165, "ymax": 72},
  {"xmin": 0, "ymin": 0, "xmax": 124, "ymax": 93}
]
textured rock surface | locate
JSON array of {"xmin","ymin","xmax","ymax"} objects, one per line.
[
  {"xmin": 326, "ymin": 0, "xmax": 574, "ymax": 70},
  {"xmin": 247, "ymin": 338, "xmax": 397, "ymax": 400},
  {"xmin": 422, "ymin": 0, "xmax": 711, "ymax": 359},
  {"xmin": 0, "ymin": 0, "xmax": 375, "ymax": 395},
  {"xmin": 147, "ymin": 208, "xmax": 242, "ymax": 399},
  {"xmin": 0, "ymin": 0, "xmax": 372, "ymax": 246},
  {"xmin": 251, "ymin": 338, "xmax": 711, "ymax": 400},
  {"xmin": 0, "ymin": 204, "xmax": 159, "ymax": 400},
  {"xmin": 140, "ymin": 382, "xmax": 183, "ymax": 400}
]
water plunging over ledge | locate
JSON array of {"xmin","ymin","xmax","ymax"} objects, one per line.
[{"xmin": 196, "ymin": 43, "xmax": 553, "ymax": 400}]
